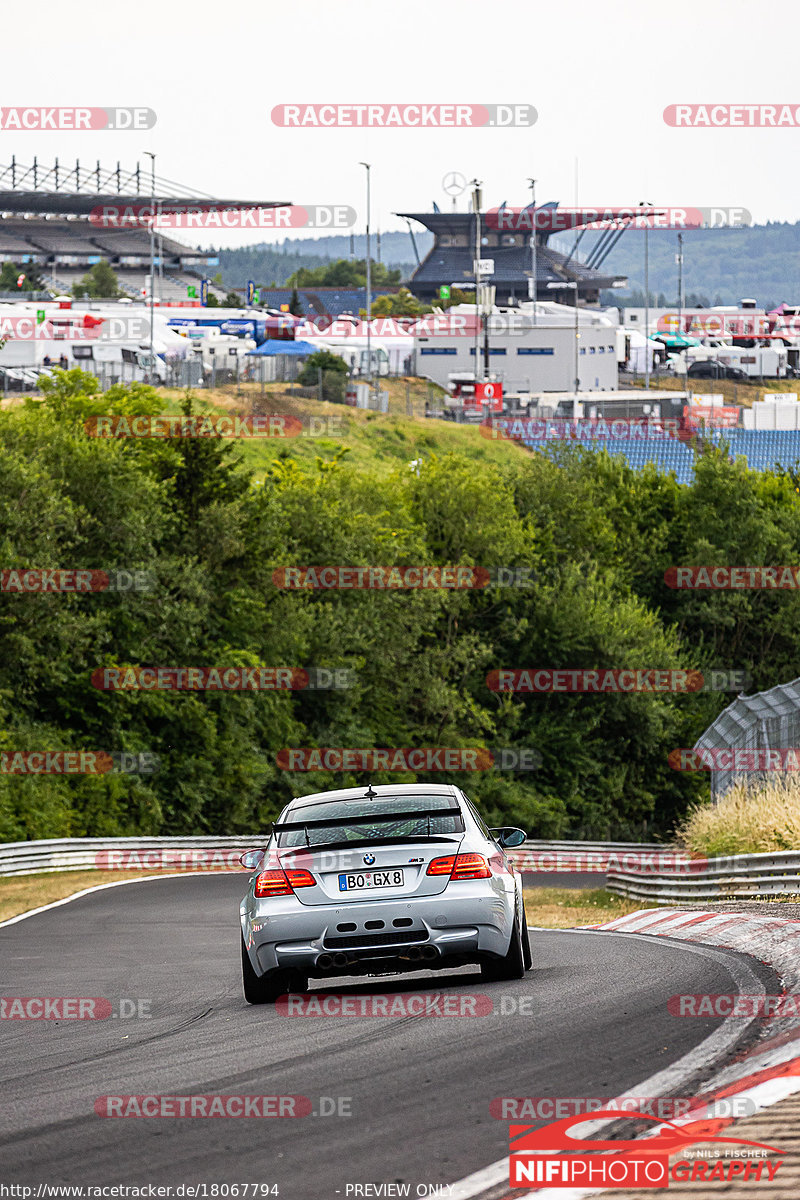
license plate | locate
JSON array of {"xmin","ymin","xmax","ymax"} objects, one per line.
[{"xmin": 338, "ymin": 869, "xmax": 405, "ymax": 891}]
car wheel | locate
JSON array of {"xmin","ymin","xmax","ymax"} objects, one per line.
[
  {"xmin": 481, "ymin": 913, "xmax": 526, "ymax": 982},
  {"xmin": 241, "ymin": 934, "xmax": 307, "ymax": 1004},
  {"xmin": 522, "ymin": 908, "xmax": 532, "ymax": 970}
]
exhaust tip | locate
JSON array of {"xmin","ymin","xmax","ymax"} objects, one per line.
[
  {"xmin": 332, "ymin": 952, "xmax": 350, "ymax": 968},
  {"xmin": 316, "ymin": 953, "xmax": 334, "ymax": 970},
  {"xmin": 421, "ymin": 945, "xmax": 438, "ymax": 961}
]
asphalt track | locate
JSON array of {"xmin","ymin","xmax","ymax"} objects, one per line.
[{"xmin": 0, "ymin": 874, "xmax": 774, "ymax": 1199}]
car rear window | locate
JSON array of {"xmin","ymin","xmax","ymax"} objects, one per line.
[{"xmin": 277, "ymin": 794, "xmax": 463, "ymax": 847}]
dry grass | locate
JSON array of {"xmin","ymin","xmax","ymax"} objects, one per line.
[
  {"xmin": 2, "ymin": 874, "xmax": 643, "ymax": 930},
  {"xmin": 677, "ymin": 778, "xmax": 800, "ymax": 857},
  {"xmin": 0, "ymin": 868, "xmax": 240, "ymax": 923},
  {"xmin": 523, "ymin": 887, "xmax": 642, "ymax": 929},
  {"xmin": 625, "ymin": 376, "xmax": 796, "ymax": 409}
]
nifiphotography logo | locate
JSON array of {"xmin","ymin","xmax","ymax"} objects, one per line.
[{"xmin": 508, "ymin": 1110, "xmax": 783, "ymax": 1188}]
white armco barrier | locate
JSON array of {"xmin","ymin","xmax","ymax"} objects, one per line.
[
  {"xmin": 0, "ymin": 836, "xmax": 667, "ymax": 878},
  {"xmin": 607, "ymin": 849, "xmax": 800, "ymax": 903}
]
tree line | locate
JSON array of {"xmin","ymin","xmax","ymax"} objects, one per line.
[{"xmin": 3, "ymin": 373, "xmax": 800, "ymax": 843}]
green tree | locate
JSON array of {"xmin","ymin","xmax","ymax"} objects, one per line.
[
  {"xmin": 72, "ymin": 260, "xmax": 121, "ymax": 299},
  {"xmin": 286, "ymin": 259, "xmax": 402, "ymax": 288},
  {"xmin": 297, "ymin": 350, "xmax": 349, "ymax": 402},
  {"xmin": 0, "ymin": 261, "xmax": 44, "ymax": 292},
  {"xmin": 370, "ymin": 288, "xmax": 431, "ymax": 317}
]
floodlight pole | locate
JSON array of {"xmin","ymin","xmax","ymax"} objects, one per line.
[
  {"xmin": 677, "ymin": 232, "xmax": 684, "ymax": 332},
  {"xmin": 144, "ymin": 151, "xmax": 156, "ymax": 376},
  {"xmin": 527, "ymin": 177, "xmax": 537, "ymax": 324},
  {"xmin": 641, "ymin": 198, "xmax": 651, "ymax": 389},
  {"xmin": 360, "ymin": 162, "xmax": 371, "ymax": 387},
  {"xmin": 472, "ymin": 179, "xmax": 482, "ymax": 384}
]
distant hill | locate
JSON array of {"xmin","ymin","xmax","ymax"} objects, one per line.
[
  {"xmin": 215, "ymin": 222, "xmax": 800, "ymax": 310},
  {"xmin": 585, "ymin": 221, "xmax": 800, "ymax": 311},
  {"xmin": 215, "ymin": 233, "xmax": 427, "ymax": 288}
]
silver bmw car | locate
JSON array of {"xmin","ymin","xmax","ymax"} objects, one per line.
[{"xmin": 239, "ymin": 783, "xmax": 531, "ymax": 1003}]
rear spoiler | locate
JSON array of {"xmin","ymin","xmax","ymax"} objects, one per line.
[{"xmin": 273, "ymin": 806, "xmax": 464, "ymax": 833}]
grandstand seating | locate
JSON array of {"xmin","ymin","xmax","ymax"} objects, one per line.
[
  {"xmin": 711, "ymin": 429, "xmax": 800, "ymax": 471},
  {"xmin": 517, "ymin": 428, "xmax": 800, "ymax": 483},
  {"xmin": 255, "ymin": 287, "xmax": 401, "ymax": 318},
  {"xmin": 521, "ymin": 434, "xmax": 696, "ymax": 484}
]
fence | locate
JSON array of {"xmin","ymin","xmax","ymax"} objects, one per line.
[
  {"xmin": 9, "ymin": 836, "xmax": 797, "ymax": 905},
  {"xmin": 0, "ymin": 836, "xmax": 271, "ymax": 877},
  {"xmin": 694, "ymin": 677, "xmax": 800, "ymax": 800},
  {"xmin": 0, "ymin": 356, "xmax": 414, "ymax": 399},
  {"xmin": 607, "ymin": 850, "xmax": 800, "ymax": 903},
  {"xmin": 0, "ymin": 837, "xmax": 663, "ymax": 879}
]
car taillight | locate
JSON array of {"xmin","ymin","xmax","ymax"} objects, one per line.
[
  {"xmin": 426, "ymin": 853, "xmax": 491, "ymax": 880},
  {"xmin": 426, "ymin": 855, "xmax": 456, "ymax": 876},
  {"xmin": 254, "ymin": 867, "xmax": 315, "ymax": 897},
  {"xmin": 286, "ymin": 868, "xmax": 315, "ymax": 888},
  {"xmin": 451, "ymin": 853, "xmax": 491, "ymax": 880}
]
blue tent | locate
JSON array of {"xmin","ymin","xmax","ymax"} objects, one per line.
[{"xmin": 247, "ymin": 339, "xmax": 318, "ymax": 357}]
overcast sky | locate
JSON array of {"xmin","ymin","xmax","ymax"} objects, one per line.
[{"xmin": 3, "ymin": 0, "xmax": 798, "ymax": 251}]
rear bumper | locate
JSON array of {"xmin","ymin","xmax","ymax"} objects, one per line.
[{"xmin": 241, "ymin": 884, "xmax": 514, "ymax": 976}]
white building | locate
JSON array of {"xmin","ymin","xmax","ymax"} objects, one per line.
[{"xmin": 412, "ymin": 302, "xmax": 618, "ymax": 393}]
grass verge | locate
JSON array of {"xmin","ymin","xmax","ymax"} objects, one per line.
[
  {"xmin": 2, "ymin": 874, "xmax": 643, "ymax": 929},
  {"xmin": 677, "ymin": 779, "xmax": 800, "ymax": 856},
  {"xmin": 0, "ymin": 869, "xmax": 240, "ymax": 923},
  {"xmin": 523, "ymin": 886, "xmax": 644, "ymax": 929},
  {"xmin": 155, "ymin": 382, "xmax": 531, "ymax": 481}
]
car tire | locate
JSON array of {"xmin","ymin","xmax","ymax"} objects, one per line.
[
  {"xmin": 241, "ymin": 934, "xmax": 307, "ymax": 1004},
  {"xmin": 522, "ymin": 908, "xmax": 532, "ymax": 970},
  {"xmin": 481, "ymin": 913, "xmax": 526, "ymax": 982}
]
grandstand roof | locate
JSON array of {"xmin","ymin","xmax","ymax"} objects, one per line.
[
  {"xmin": 0, "ymin": 192, "xmax": 289, "ymax": 217},
  {"xmin": 397, "ymin": 210, "xmax": 625, "ymax": 299},
  {"xmin": 0, "ymin": 161, "xmax": 288, "ymax": 216}
]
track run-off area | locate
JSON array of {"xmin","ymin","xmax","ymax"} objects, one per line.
[{"xmin": 0, "ymin": 874, "xmax": 777, "ymax": 1200}]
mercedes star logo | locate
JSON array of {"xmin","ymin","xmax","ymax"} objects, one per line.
[{"xmin": 442, "ymin": 171, "xmax": 467, "ymax": 197}]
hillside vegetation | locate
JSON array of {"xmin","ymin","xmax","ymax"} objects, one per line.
[{"xmin": 5, "ymin": 369, "xmax": 800, "ymax": 842}]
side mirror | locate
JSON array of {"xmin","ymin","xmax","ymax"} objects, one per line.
[
  {"xmin": 239, "ymin": 849, "xmax": 265, "ymax": 870},
  {"xmin": 489, "ymin": 827, "xmax": 527, "ymax": 848}
]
